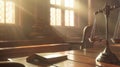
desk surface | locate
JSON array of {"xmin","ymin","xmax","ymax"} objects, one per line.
[
  {"xmin": 4, "ymin": 45, "xmax": 120, "ymax": 67},
  {"xmin": 0, "ymin": 45, "xmax": 120, "ymax": 67},
  {"xmin": 10, "ymin": 51, "xmax": 97, "ymax": 67}
]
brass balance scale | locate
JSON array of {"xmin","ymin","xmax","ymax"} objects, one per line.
[{"xmin": 89, "ymin": 0, "xmax": 120, "ymax": 66}]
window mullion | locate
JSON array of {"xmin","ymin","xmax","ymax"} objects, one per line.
[{"xmin": 61, "ymin": 0, "xmax": 65, "ymax": 26}]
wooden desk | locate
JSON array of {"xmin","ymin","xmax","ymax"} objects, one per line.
[
  {"xmin": 4, "ymin": 45, "xmax": 119, "ymax": 67},
  {"xmin": 9, "ymin": 51, "xmax": 97, "ymax": 67}
]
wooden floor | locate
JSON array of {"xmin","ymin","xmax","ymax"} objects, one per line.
[{"xmin": 2, "ymin": 44, "xmax": 119, "ymax": 67}]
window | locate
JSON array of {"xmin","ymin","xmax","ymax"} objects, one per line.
[
  {"xmin": 50, "ymin": 0, "xmax": 74, "ymax": 26},
  {"xmin": 0, "ymin": 0, "xmax": 15, "ymax": 24},
  {"xmin": 50, "ymin": 7, "xmax": 61, "ymax": 26},
  {"xmin": 65, "ymin": 10, "xmax": 74, "ymax": 26}
]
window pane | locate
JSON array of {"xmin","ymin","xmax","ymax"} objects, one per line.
[
  {"xmin": 0, "ymin": 0, "xmax": 15, "ymax": 24},
  {"xmin": 50, "ymin": 0, "xmax": 55, "ymax": 5},
  {"xmin": 50, "ymin": 7, "xmax": 61, "ymax": 26},
  {"xmin": 50, "ymin": 0, "xmax": 61, "ymax": 6},
  {"xmin": 69, "ymin": 0, "xmax": 74, "ymax": 8},
  {"xmin": 64, "ymin": 0, "xmax": 74, "ymax": 8},
  {"xmin": 65, "ymin": 10, "xmax": 69, "ymax": 26},
  {"xmin": 56, "ymin": 0, "xmax": 61, "ymax": 5},
  {"xmin": 6, "ymin": 1, "xmax": 15, "ymax": 24},
  {"xmin": 50, "ymin": 7, "xmax": 56, "ymax": 25},
  {"xmin": 70, "ymin": 10, "xmax": 74, "ymax": 26},
  {"xmin": 65, "ymin": 10, "xmax": 74, "ymax": 26},
  {"xmin": 0, "ymin": 0, "xmax": 4, "ymax": 23},
  {"xmin": 56, "ymin": 8, "xmax": 61, "ymax": 26}
]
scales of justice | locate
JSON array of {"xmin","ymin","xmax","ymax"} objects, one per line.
[{"xmin": 88, "ymin": 1, "xmax": 120, "ymax": 66}]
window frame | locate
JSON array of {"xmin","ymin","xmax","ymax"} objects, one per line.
[
  {"xmin": 50, "ymin": 0, "xmax": 75, "ymax": 27},
  {"xmin": 0, "ymin": 0, "xmax": 16, "ymax": 24}
]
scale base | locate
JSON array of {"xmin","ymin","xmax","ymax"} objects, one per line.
[{"xmin": 96, "ymin": 48, "xmax": 120, "ymax": 65}]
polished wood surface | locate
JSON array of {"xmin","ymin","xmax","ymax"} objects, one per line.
[
  {"xmin": 0, "ymin": 43, "xmax": 72, "ymax": 60},
  {"xmin": 3, "ymin": 45, "xmax": 120, "ymax": 67}
]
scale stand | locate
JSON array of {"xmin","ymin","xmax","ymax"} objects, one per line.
[{"xmin": 95, "ymin": 3, "xmax": 120, "ymax": 65}]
